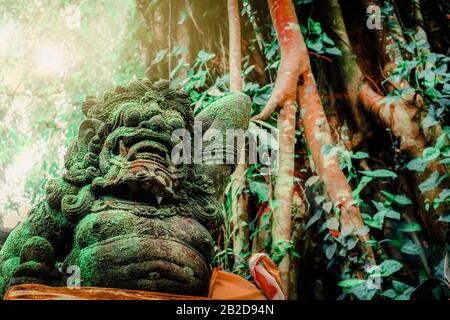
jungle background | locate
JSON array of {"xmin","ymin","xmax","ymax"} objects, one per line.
[{"xmin": 0, "ymin": 0, "xmax": 449, "ymax": 300}]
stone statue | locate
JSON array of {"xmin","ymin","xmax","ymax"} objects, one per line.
[{"xmin": 0, "ymin": 79, "xmax": 251, "ymax": 298}]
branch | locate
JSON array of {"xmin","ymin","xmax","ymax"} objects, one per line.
[
  {"xmin": 252, "ymin": 0, "xmax": 307, "ymax": 121},
  {"xmin": 228, "ymin": 0, "xmax": 243, "ymax": 91}
]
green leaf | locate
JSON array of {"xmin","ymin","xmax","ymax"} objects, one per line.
[
  {"xmin": 371, "ymin": 200, "xmax": 385, "ymax": 212},
  {"xmin": 314, "ymin": 195, "xmax": 326, "ymax": 204},
  {"xmin": 249, "ymin": 181, "xmax": 269, "ymax": 203},
  {"xmin": 322, "ymin": 201, "xmax": 333, "ymax": 213},
  {"xmin": 305, "ymin": 209, "xmax": 322, "ymax": 229},
  {"xmin": 382, "ymin": 289, "xmax": 398, "ymax": 299},
  {"xmin": 326, "ymin": 217, "xmax": 339, "ymax": 230},
  {"xmin": 346, "ymin": 237, "xmax": 358, "ymax": 250},
  {"xmin": 392, "ymin": 195, "xmax": 413, "ymax": 206},
  {"xmin": 438, "ymin": 189, "xmax": 450, "ymax": 202},
  {"xmin": 306, "ymin": 38, "xmax": 323, "ymax": 53},
  {"xmin": 395, "ymin": 289, "xmax": 414, "ymax": 300},
  {"xmin": 366, "ymin": 212, "xmax": 385, "ymax": 229},
  {"xmin": 325, "ymin": 47, "xmax": 342, "ymax": 56},
  {"xmin": 321, "ymin": 32, "xmax": 335, "ymax": 45},
  {"xmin": 392, "ymin": 280, "xmax": 412, "ymax": 293},
  {"xmin": 259, "ymin": 209, "xmax": 271, "ymax": 225},
  {"xmin": 338, "ymin": 279, "xmax": 366, "ymax": 288},
  {"xmin": 325, "ymin": 243, "xmax": 337, "ymax": 260},
  {"xmin": 381, "ymin": 191, "xmax": 413, "ymax": 206},
  {"xmin": 355, "ymin": 226, "xmax": 370, "ymax": 235},
  {"xmin": 350, "ymin": 284, "xmax": 377, "ymax": 300},
  {"xmin": 435, "ymin": 132, "xmax": 448, "ymax": 150},
  {"xmin": 305, "ymin": 175, "xmax": 320, "ymax": 187},
  {"xmin": 439, "ymin": 212, "xmax": 450, "ymax": 223},
  {"xmin": 197, "ymin": 50, "xmax": 215, "ymax": 63},
  {"xmin": 366, "ymin": 201, "xmax": 400, "ymax": 229},
  {"xmin": 422, "ymin": 109, "xmax": 440, "ymax": 129},
  {"xmin": 308, "ymin": 18, "xmax": 322, "ymax": 33},
  {"xmin": 353, "ymin": 176, "xmax": 373, "ymax": 198},
  {"xmin": 400, "ymin": 239, "xmax": 422, "ymax": 255},
  {"xmin": 341, "ymin": 225, "xmax": 354, "ymax": 237},
  {"xmin": 406, "ymin": 157, "xmax": 427, "ymax": 172},
  {"xmin": 360, "ymin": 169, "xmax": 398, "ymax": 179},
  {"xmin": 152, "ymin": 49, "xmax": 168, "ymax": 65},
  {"xmin": 379, "ymin": 260, "xmax": 403, "ymax": 277},
  {"xmin": 422, "ymin": 147, "xmax": 440, "ymax": 162},
  {"xmin": 399, "ymin": 223, "xmax": 421, "ymax": 232},
  {"xmin": 351, "ymin": 151, "xmax": 369, "ymax": 159},
  {"xmin": 385, "ymin": 209, "xmax": 401, "ymax": 220},
  {"xmin": 418, "ymin": 171, "xmax": 442, "ymax": 193}
]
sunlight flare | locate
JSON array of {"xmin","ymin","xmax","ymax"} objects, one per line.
[{"xmin": 34, "ymin": 42, "xmax": 67, "ymax": 76}]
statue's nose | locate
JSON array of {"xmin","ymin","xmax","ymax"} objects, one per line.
[{"xmin": 144, "ymin": 114, "xmax": 170, "ymax": 133}]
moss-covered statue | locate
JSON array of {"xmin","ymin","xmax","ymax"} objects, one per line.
[{"xmin": 0, "ymin": 79, "xmax": 251, "ymax": 298}]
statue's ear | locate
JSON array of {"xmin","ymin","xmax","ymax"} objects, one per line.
[
  {"xmin": 64, "ymin": 118, "xmax": 102, "ymax": 168},
  {"xmin": 75, "ymin": 118, "xmax": 104, "ymax": 154}
]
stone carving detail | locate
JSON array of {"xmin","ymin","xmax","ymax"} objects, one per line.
[{"xmin": 0, "ymin": 79, "xmax": 251, "ymax": 297}]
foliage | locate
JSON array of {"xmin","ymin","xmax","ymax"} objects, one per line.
[
  {"xmin": 301, "ymin": 18, "xmax": 342, "ymax": 56},
  {"xmin": 0, "ymin": 0, "xmax": 143, "ymax": 227}
]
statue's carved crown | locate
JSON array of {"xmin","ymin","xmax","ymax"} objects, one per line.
[{"xmin": 80, "ymin": 79, "xmax": 194, "ymax": 130}]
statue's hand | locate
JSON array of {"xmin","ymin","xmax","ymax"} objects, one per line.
[
  {"xmin": 195, "ymin": 92, "xmax": 251, "ymax": 134},
  {"xmin": 8, "ymin": 236, "xmax": 60, "ymax": 287},
  {"xmin": 193, "ymin": 93, "xmax": 252, "ymax": 199}
]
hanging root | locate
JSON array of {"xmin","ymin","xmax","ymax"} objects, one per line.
[{"xmin": 297, "ymin": 71, "xmax": 376, "ymax": 265}]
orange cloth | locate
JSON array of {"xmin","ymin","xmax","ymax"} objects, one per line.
[
  {"xmin": 5, "ymin": 271, "xmax": 269, "ymax": 300},
  {"xmin": 249, "ymin": 253, "xmax": 287, "ymax": 300},
  {"xmin": 208, "ymin": 268, "xmax": 268, "ymax": 300}
]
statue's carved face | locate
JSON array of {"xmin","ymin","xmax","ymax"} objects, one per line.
[
  {"xmin": 95, "ymin": 100, "xmax": 187, "ymax": 203},
  {"xmin": 64, "ymin": 80, "xmax": 198, "ymax": 206}
]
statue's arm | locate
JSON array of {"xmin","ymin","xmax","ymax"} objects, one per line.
[
  {"xmin": 194, "ymin": 93, "xmax": 252, "ymax": 198},
  {"xmin": 0, "ymin": 201, "xmax": 72, "ymax": 298}
]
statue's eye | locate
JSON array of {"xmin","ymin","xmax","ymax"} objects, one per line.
[
  {"xmin": 123, "ymin": 108, "xmax": 142, "ymax": 127},
  {"xmin": 166, "ymin": 111, "xmax": 185, "ymax": 130}
]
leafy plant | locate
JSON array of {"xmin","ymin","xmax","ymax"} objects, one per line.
[{"xmin": 301, "ymin": 19, "xmax": 342, "ymax": 56}]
